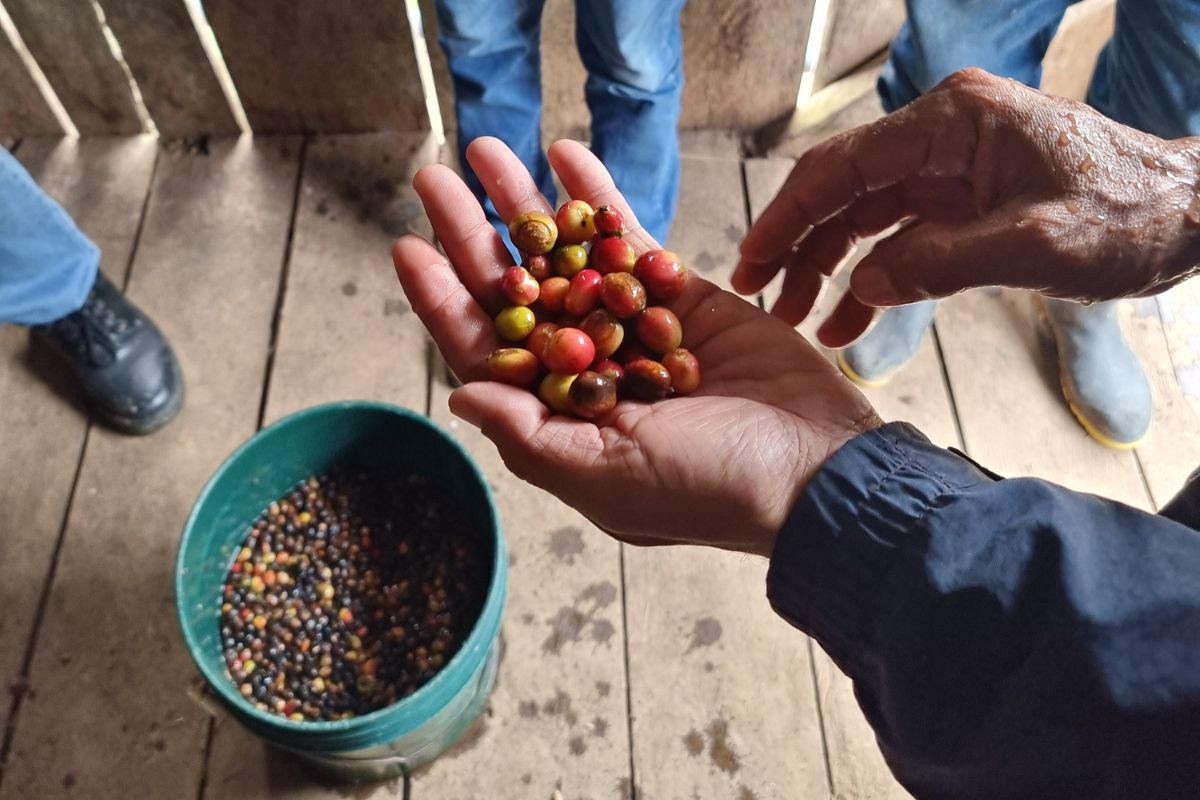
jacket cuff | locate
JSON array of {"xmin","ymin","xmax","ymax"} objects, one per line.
[{"xmin": 766, "ymin": 422, "xmax": 992, "ymax": 677}]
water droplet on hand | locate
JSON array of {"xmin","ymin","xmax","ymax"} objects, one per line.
[{"xmin": 1185, "ymin": 196, "xmax": 1200, "ymax": 227}]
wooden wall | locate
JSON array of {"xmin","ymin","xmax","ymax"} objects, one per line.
[{"xmin": 0, "ymin": 0, "xmax": 903, "ymax": 138}]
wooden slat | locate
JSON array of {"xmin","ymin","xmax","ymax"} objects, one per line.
[
  {"xmin": 622, "ymin": 140, "xmax": 828, "ymax": 800},
  {"xmin": 403, "ymin": 144, "xmax": 632, "ymax": 800},
  {"xmin": 0, "ymin": 137, "xmax": 155, "ymax": 754},
  {"xmin": 415, "ymin": 391, "xmax": 633, "ymax": 799},
  {"xmin": 1041, "ymin": 0, "xmax": 1115, "ymax": 102},
  {"xmin": 746, "ymin": 156, "xmax": 937, "ymax": 800},
  {"xmin": 1132, "ymin": 287, "xmax": 1200, "ymax": 508},
  {"xmin": 0, "ymin": 137, "xmax": 300, "ymax": 800},
  {"xmin": 417, "ymin": 0, "xmax": 456, "ymax": 133},
  {"xmin": 264, "ymin": 133, "xmax": 436, "ymax": 422},
  {"xmin": 680, "ymin": 0, "xmax": 813, "ymax": 130},
  {"xmin": 204, "ymin": 0, "xmax": 427, "ymax": 134},
  {"xmin": 96, "ymin": 0, "xmax": 239, "ymax": 136},
  {"xmin": 816, "ymin": 0, "xmax": 905, "ymax": 90},
  {"xmin": 0, "ymin": 26, "xmax": 62, "ymax": 135},
  {"xmin": 202, "ymin": 131, "xmax": 438, "ymax": 798},
  {"xmin": 3, "ymin": 0, "xmax": 143, "ymax": 134},
  {"xmin": 539, "ymin": 0, "xmax": 589, "ymax": 143},
  {"xmin": 936, "ymin": 291, "xmax": 1151, "ymax": 509}
]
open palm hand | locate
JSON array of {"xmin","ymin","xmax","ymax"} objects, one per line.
[{"xmin": 392, "ymin": 138, "xmax": 879, "ymax": 556}]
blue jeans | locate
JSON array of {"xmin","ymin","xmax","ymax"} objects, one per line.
[
  {"xmin": 0, "ymin": 148, "xmax": 98, "ymax": 325},
  {"xmin": 880, "ymin": 0, "xmax": 1200, "ymax": 138},
  {"xmin": 434, "ymin": 0, "xmax": 686, "ymax": 246}
]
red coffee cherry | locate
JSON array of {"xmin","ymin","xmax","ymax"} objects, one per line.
[
  {"xmin": 590, "ymin": 236, "xmax": 636, "ymax": 275},
  {"xmin": 633, "ymin": 249, "xmax": 688, "ymax": 303},
  {"xmin": 543, "ymin": 328, "xmax": 596, "ymax": 375},
  {"xmin": 662, "ymin": 348, "xmax": 700, "ymax": 395},
  {"xmin": 593, "ymin": 205, "xmax": 624, "ymax": 237},
  {"xmin": 636, "ymin": 306, "xmax": 683, "ymax": 354},
  {"xmin": 565, "ymin": 269, "xmax": 603, "ymax": 318},
  {"xmin": 486, "ymin": 348, "xmax": 539, "ymax": 386},
  {"xmin": 555, "ymin": 200, "xmax": 597, "ymax": 245},
  {"xmin": 501, "ymin": 266, "xmax": 540, "ymax": 307},
  {"xmin": 600, "ymin": 273, "xmax": 648, "ymax": 319},
  {"xmin": 580, "ymin": 308, "xmax": 625, "ymax": 359}
]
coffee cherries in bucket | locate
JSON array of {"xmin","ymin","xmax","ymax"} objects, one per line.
[{"xmin": 488, "ymin": 200, "xmax": 701, "ymax": 419}]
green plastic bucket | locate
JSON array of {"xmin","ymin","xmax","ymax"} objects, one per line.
[{"xmin": 175, "ymin": 401, "xmax": 506, "ymax": 783}]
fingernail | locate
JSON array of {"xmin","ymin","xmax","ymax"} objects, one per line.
[
  {"xmin": 852, "ymin": 266, "xmax": 896, "ymax": 304},
  {"xmin": 447, "ymin": 388, "xmax": 484, "ymax": 429}
]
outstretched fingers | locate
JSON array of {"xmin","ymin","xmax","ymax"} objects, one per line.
[
  {"xmin": 547, "ymin": 139, "xmax": 660, "ymax": 253},
  {"xmin": 391, "ymin": 235, "xmax": 500, "ymax": 382}
]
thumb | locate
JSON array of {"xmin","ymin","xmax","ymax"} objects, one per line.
[
  {"xmin": 448, "ymin": 381, "xmax": 605, "ymax": 488},
  {"xmin": 850, "ymin": 209, "xmax": 1040, "ymax": 305}
]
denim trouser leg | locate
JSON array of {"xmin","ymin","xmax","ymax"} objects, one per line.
[
  {"xmin": 434, "ymin": 0, "xmax": 555, "ymax": 243},
  {"xmin": 879, "ymin": 0, "xmax": 1073, "ymax": 111},
  {"xmin": 0, "ymin": 148, "xmax": 98, "ymax": 326},
  {"xmin": 576, "ymin": 0, "xmax": 686, "ymax": 244},
  {"xmin": 1088, "ymin": 0, "xmax": 1200, "ymax": 139}
]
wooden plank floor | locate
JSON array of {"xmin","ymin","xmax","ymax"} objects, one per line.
[{"xmin": 2, "ymin": 134, "xmax": 1199, "ymax": 800}]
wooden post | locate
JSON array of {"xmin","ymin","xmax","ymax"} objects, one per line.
[
  {"xmin": 96, "ymin": 0, "xmax": 240, "ymax": 137},
  {"xmin": 0, "ymin": 23, "xmax": 63, "ymax": 135},
  {"xmin": 204, "ymin": 0, "xmax": 428, "ymax": 133},
  {"xmin": 3, "ymin": 0, "xmax": 144, "ymax": 134}
]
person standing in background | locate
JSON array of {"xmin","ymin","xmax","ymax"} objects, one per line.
[
  {"xmin": 433, "ymin": 0, "xmax": 687, "ymax": 247},
  {"xmin": 1, "ymin": 148, "xmax": 183, "ymax": 435}
]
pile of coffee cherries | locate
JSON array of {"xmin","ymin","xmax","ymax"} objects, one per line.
[
  {"xmin": 486, "ymin": 200, "xmax": 701, "ymax": 419},
  {"xmin": 218, "ymin": 469, "xmax": 489, "ymax": 722}
]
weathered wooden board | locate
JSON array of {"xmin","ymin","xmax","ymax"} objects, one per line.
[
  {"xmin": 204, "ymin": 0, "xmax": 427, "ymax": 133},
  {"xmin": 763, "ymin": 67, "xmax": 886, "ymax": 160},
  {"xmin": 97, "ymin": 0, "xmax": 239, "ymax": 136},
  {"xmin": 0, "ymin": 137, "xmax": 155, "ymax": 759},
  {"xmin": 0, "ymin": 138, "xmax": 300, "ymax": 800},
  {"xmin": 936, "ymin": 291, "xmax": 1151, "ymax": 508},
  {"xmin": 0, "ymin": 26, "xmax": 62, "ymax": 135},
  {"xmin": 413, "ymin": 392, "xmax": 633, "ymax": 799},
  {"xmin": 745, "ymin": 155, "xmax": 959, "ymax": 453},
  {"xmin": 263, "ymin": 133, "xmax": 437, "ymax": 422},
  {"xmin": 400, "ymin": 142, "xmax": 632, "ymax": 800},
  {"xmin": 621, "ymin": 140, "xmax": 829, "ymax": 800},
  {"xmin": 816, "ymin": 0, "xmax": 905, "ymax": 90},
  {"xmin": 680, "ymin": 0, "xmax": 813, "ymax": 130},
  {"xmin": 746, "ymin": 155, "xmax": 941, "ymax": 800},
  {"xmin": 1041, "ymin": 0, "xmax": 1115, "ymax": 101},
  {"xmin": 417, "ymin": 0, "xmax": 457, "ymax": 133},
  {"xmin": 202, "ymin": 132, "xmax": 437, "ymax": 798},
  {"xmin": 1132, "ymin": 287, "xmax": 1200, "ymax": 508},
  {"xmin": 3, "ymin": 0, "xmax": 144, "ymax": 134}
]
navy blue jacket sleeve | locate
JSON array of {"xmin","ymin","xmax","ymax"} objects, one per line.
[{"xmin": 767, "ymin": 422, "xmax": 1200, "ymax": 800}]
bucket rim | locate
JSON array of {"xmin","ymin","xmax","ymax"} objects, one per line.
[{"xmin": 174, "ymin": 399, "xmax": 506, "ymax": 746}]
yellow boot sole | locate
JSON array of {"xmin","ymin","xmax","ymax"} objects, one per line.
[{"xmin": 836, "ymin": 350, "xmax": 895, "ymax": 389}]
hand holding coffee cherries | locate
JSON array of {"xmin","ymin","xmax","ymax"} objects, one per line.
[
  {"xmin": 736, "ymin": 68, "xmax": 1200, "ymax": 347},
  {"xmin": 392, "ymin": 137, "xmax": 880, "ymax": 557},
  {"xmin": 489, "ymin": 199, "xmax": 698, "ymax": 420}
]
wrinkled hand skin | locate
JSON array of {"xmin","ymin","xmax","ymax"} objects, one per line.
[
  {"xmin": 391, "ymin": 137, "xmax": 881, "ymax": 558},
  {"xmin": 735, "ymin": 68, "xmax": 1200, "ymax": 348}
]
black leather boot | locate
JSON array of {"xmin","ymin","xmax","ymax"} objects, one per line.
[{"xmin": 31, "ymin": 273, "xmax": 184, "ymax": 435}]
